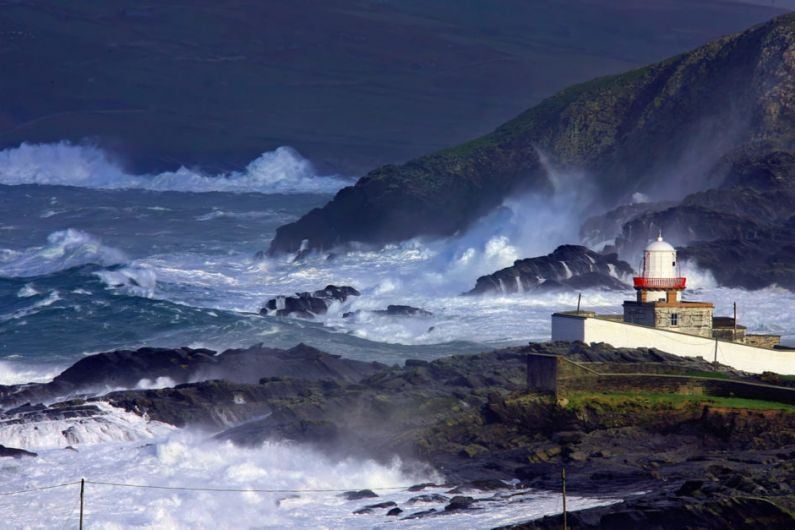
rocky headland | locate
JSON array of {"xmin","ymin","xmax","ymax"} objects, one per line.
[
  {"xmin": 267, "ymin": 13, "xmax": 795, "ymax": 292},
  {"xmin": 2, "ymin": 341, "xmax": 794, "ymax": 528},
  {"xmin": 269, "ymin": 13, "xmax": 795, "ymax": 253}
]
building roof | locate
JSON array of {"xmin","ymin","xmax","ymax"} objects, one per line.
[{"xmin": 645, "ymin": 234, "xmax": 675, "ymax": 252}]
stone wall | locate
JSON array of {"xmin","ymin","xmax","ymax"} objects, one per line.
[
  {"xmin": 746, "ymin": 334, "xmax": 782, "ymax": 349},
  {"xmin": 524, "ymin": 353, "xmax": 795, "ymax": 406},
  {"xmin": 713, "ymin": 328, "xmax": 746, "ymax": 343},
  {"xmin": 653, "ymin": 306, "xmax": 713, "ymax": 338}
]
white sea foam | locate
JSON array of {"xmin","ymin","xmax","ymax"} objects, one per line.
[
  {"xmin": 0, "ymin": 142, "xmax": 352, "ymax": 194},
  {"xmin": 95, "ymin": 265, "xmax": 157, "ymax": 298},
  {"xmin": 0, "ymin": 290, "xmax": 62, "ymax": 323},
  {"xmin": 0, "ymin": 402, "xmax": 175, "ymax": 450},
  {"xmin": 0, "ymin": 427, "xmax": 615, "ymax": 528},
  {"xmin": 16, "ymin": 283, "xmax": 39, "ymax": 297},
  {"xmin": 0, "ymin": 229, "xmax": 126, "ymax": 278},
  {"xmin": 0, "ymin": 360, "xmax": 65, "ymax": 385},
  {"xmin": 135, "ymin": 376, "xmax": 177, "ymax": 390}
]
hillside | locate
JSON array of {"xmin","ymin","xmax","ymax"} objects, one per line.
[
  {"xmin": 0, "ymin": 0, "xmax": 787, "ymax": 175},
  {"xmin": 269, "ymin": 13, "xmax": 795, "ymax": 254}
]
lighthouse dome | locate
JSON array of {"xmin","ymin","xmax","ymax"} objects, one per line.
[
  {"xmin": 645, "ymin": 236, "xmax": 675, "ymax": 253},
  {"xmin": 641, "ymin": 234, "xmax": 677, "ymax": 279}
]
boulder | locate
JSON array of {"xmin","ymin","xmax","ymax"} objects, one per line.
[
  {"xmin": 260, "ymin": 285, "xmax": 360, "ymax": 318},
  {"xmin": 468, "ymin": 245, "xmax": 632, "ymax": 295},
  {"xmin": 0, "ymin": 444, "xmax": 37, "ymax": 458}
]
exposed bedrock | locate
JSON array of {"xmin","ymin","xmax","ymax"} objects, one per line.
[
  {"xmin": 269, "ymin": 14, "xmax": 795, "ymax": 254},
  {"xmin": 468, "ymin": 245, "xmax": 633, "ymax": 295},
  {"xmin": 259, "ymin": 284, "xmax": 360, "ymax": 318},
  {"xmin": 0, "ymin": 343, "xmax": 385, "ymax": 409}
]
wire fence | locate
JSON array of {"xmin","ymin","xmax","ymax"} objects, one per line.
[{"xmin": 0, "ymin": 478, "xmax": 430, "ymax": 528}]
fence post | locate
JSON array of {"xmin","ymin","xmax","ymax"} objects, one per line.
[{"xmin": 79, "ymin": 478, "xmax": 85, "ymax": 530}]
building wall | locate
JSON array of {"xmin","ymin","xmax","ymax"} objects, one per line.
[
  {"xmin": 653, "ymin": 306, "xmax": 713, "ymax": 338},
  {"xmin": 551, "ymin": 313, "xmax": 795, "ymax": 375},
  {"xmin": 746, "ymin": 334, "xmax": 782, "ymax": 349},
  {"xmin": 713, "ymin": 328, "xmax": 746, "ymax": 343},
  {"xmin": 623, "ymin": 304, "xmax": 655, "ymax": 327},
  {"xmin": 623, "ymin": 304, "xmax": 713, "ymax": 338}
]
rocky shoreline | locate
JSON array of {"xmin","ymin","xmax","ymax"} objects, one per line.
[{"xmin": 1, "ymin": 341, "xmax": 794, "ymax": 528}]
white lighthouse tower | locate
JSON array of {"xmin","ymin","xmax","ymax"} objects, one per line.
[{"xmin": 633, "ymin": 232, "xmax": 684, "ymax": 303}]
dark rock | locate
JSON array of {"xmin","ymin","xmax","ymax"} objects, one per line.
[
  {"xmin": 341, "ymin": 489, "xmax": 378, "ymax": 501},
  {"xmin": 676, "ymin": 480, "xmax": 705, "ymax": 497},
  {"xmin": 0, "ymin": 444, "xmax": 37, "ymax": 458},
  {"xmin": 0, "ymin": 343, "xmax": 386, "ymax": 408},
  {"xmin": 469, "ymin": 479, "xmax": 510, "ymax": 491},
  {"xmin": 386, "ymin": 507, "xmax": 403, "ymax": 516},
  {"xmin": 468, "ymin": 245, "xmax": 632, "ymax": 295},
  {"xmin": 377, "ymin": 305, "xmax": 433, "ymax": 317},
  {"xmin": 344, "ymin": 305, "xmax": 434, "ymax": 319},
  {"xmin": 404, "ymin": 359, "xmax": 429, "ymax": 368},
  {"xmin": 407, "ymin": 494, "xmax": 449, "ymax": 505},
  {"xmin": 403, "ymin": 508, "xmax": 438, "ymax": 519},
  {"xmin": 260, "ymin": 285, "xmax": 360, "ymax": 318},
  {"xmin": 353, "ymin": 501, "xmax": 396, "ymax": 514},
  {"xmin": 407, "ymin": 482, "xmax": 439, "ymax": 492},
  {"xmin": 445, "ymin": 495, "xmax": 476, "ymax": 511}
]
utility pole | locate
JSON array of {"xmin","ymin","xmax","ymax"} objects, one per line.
[
  {"xmin": 79, "ymin": 478, "xmax": 85, "ymax": 530},
  {"xmin": 713, "ymin": 337, "xmax": 718, "ymax": 365},
  {"xmin": 576, "ymin": 293, "xmax": 582, "ymax": 313},
  {"xmin": 733, "ymin": 302, "xmax": 737, "ymax": 342},
  {"xmin": 562, "ymin": 467, "xmax": 568, "ymax": 530}
]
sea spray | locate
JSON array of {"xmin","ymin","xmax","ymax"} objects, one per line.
[{"xmin": 0, "ymin": 142, "xmax": 353, "ymax": 194}]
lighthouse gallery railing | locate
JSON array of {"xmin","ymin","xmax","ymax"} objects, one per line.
[{"xmin": 633, "ymin": 277, "xmax": 687, "ymax": 289}]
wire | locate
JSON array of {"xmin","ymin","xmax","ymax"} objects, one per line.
[
  {"xmin": 0, "ymin": 481, "xmax": 80, "ymax": 497},
  {"xmin": 85, "ymin": 480, "xmax": 416, "ymax": 494}
]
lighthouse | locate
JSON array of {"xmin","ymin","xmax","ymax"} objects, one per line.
[
  {"xmin": 622, "ymin": 233, "xmax": 714, "ymax": 337},
  {"xmin": 633, "ymin": 233, "xmax": 685, "ymax": 304}
]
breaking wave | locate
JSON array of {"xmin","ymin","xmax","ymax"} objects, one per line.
[
  {"xmin": 0, "ymin": 142, "xmax": 352, "ymax": 194},
  {"xmin": 0, "ymin": 229, "xmax": 127, "ymax": 278}
]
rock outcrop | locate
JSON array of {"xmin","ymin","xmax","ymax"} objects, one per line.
[
  {"xmin": 260, "ymin": 285, "xmax": 360, "ymax": 318},
  {"xmin": 0, "ymin": 343, "xmax": 385, "ymax": 409},
  {"xmin": 468, "ymin": 245, "xmax": 633, "ymax": 295}
]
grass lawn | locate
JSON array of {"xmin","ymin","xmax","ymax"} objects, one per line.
[{"xmin": 565, "ymin": 391, "xmax": 795, "ymax": 412}]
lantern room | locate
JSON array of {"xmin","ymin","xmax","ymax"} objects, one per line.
[{"xmin": 632, "ymin": 233, "xmax": 686, "ymax": 303}]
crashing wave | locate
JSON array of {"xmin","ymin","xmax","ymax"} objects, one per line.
[
  {"xmin": 0, "ymin": 229, "xmax": 126, "ymax": 278},
  {"xmin": 0, "ymin": 401, "xmax": 175, "ymax": 450},
  {"xmin": 0, "ymin": 142, "xmax": 352, "ymax": 194}
]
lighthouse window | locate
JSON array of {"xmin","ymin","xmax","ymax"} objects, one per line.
[
  {"xmin": 672, "ymin": 261, "xmax": 676, "ymax": 267},
  {"xmin": 670, "ymin": 313, "xmax": 679, "ymax": 326}
]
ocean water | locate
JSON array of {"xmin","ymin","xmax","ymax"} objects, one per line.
[{"xmin": 0, "ymin": 143, "xmax": 792, "ymax": 527}]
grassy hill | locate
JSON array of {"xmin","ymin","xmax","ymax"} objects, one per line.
[{"xmin": 269, "ymin": 13, "xmax": 795, "ymax": 254}]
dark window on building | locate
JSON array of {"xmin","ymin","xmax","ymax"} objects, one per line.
[
  {"xmin": 672, "ymin": 261, "xmax": 676, "ymax": 267},
  {"xmin": 670, "ymin": 313, "xmax": 678, "ymax": 326}
]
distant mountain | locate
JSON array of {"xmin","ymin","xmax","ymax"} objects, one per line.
[
  {"xmin": 269, "ymin": 13, "xmax": 795, "ymax": 254},
  {"xmin": 0, "ymin": 0, "xmax": 787, "ymax": 174}
]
